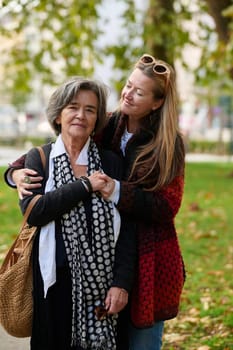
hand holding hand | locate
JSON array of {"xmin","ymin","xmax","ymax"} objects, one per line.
[
  {"xmin": 96, "ymin": 173, "xmax": 116, "ymax": 199},
  {"xmin": 88, "ymin": 171, "xmax": 107, "ymax": 192}
]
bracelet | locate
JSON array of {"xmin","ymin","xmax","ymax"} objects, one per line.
[
  {"xmin": 79, "ymin": 176, "xmax": 93, "ymax": 193},
  {"xmin": 80, "ymin": 179, "xmax": 89, "ymax": 192}
]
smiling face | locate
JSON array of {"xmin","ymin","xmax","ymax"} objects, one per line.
[
  {"xmin": 121, "ymin": 68, "xmax": 162, "ymax": 123},
  {"xmin": 56, "ymin": 89, "xmax": 98, "ymax": 145}
]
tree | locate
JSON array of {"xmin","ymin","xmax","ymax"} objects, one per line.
[
  {"xmin": 103, "ymin": 0, "xmax": 193, "ymax": 92},
  {"xmin": 142, "ymin": 0, "xmax": 191, "ymax": 65},
  {"xmin": 195, "ymin": 0, "xmax": 233, "ymax": 89},
  {"xmin": 0, "ymin": 0, "xmax": 232, "ymax": 108},
  {"xmin": 195, "ymin": 0, "xmax": 233, "ymax": 153},
  {"xmin": 0, "ymin": 0, "xmax": 195, "ymax": 104},
  {"xmin": 105, "ymin": 0, "xmax": 233, "ymax": 94},
  {"xmin": 0, "ymin": 0, "xmax": 102, "ymax": 107}
]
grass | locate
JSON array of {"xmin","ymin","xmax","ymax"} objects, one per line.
[
  {"xmin": 1, "ymin": 163, "xmax": 233, "ymax": 349},
  {"xmin": 0, "ymin": 171, "xmax": 22, "ymax": 258},
  {"xmin": 163, "ymin": 162, "xmax": 233, "ymax": 350}
]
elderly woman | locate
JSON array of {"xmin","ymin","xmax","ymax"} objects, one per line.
[{"xmin": 19, "ymin": 77, "xmax": 136, "ymax": 350}]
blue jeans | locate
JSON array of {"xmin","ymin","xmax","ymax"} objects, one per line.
[{"xmin": 128, "ymin": 321, "xmax": 164, "ymax": 350}]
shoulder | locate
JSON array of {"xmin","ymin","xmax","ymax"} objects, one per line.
[
  {"xmin": 99, "ymin": 148, "xmax": 123, "ymax": 180},
  {"xmin": 107, "ymin": 111, "xmax": 120, "ymax": 125},
  {"xmin": 105, "ymin": 111, "xmax": 122, "ymax": 134},
  {"xmin": 99, "ymin": 111, "xmax": 123, "ymax": 151},
  {"xmin": 25, "ymin": 142, "xmax": 52, "ymax": 172},
  {"xmin": 103, "ymin": 111, "xmax": 120, "ymax": 132},
  {"xmin": 26, "ymin": 143, "xmax": 51, "ymax": 161},
  {"xmin": 100, "ymin": 149, "xmax": 121, "ymax": 163},
  {"xmin": 41, "ymin": 142, "xmax": 52, "ymax": 155}
]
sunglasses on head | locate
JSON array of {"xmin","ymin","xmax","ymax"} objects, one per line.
[{"xmin": 138, "ymin": 54, "xmax": 170, "ymax": 91}]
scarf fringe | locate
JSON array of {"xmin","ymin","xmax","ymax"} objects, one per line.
[{"xmin": 71, "ymin": 335, "xmax": 115, "ymax": 350}]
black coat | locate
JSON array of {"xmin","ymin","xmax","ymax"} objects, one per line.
[{"xmin": 20, "ymin": 143, "xmax": 136, "ymax": 292}]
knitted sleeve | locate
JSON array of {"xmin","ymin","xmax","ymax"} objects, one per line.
[
  {"xmin": 4, "ymin": 154, "xmax": 26, "ymax": 188},
  {"xmin": 117, "ymin": 173, "xmax": 184, "ymax": 224}
]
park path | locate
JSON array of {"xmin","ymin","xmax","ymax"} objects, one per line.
[
  {"xmin": 1, "ymin": 145, "xmax": 233, "ymax": 167},
  {"xmin": 0, "ymin": 326, "xmax": 29, "ymax": 349}
]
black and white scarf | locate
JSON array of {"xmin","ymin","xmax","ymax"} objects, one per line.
[{"xmin": 53, "ymin": 139, "xmax": 117, "ymax": 349}]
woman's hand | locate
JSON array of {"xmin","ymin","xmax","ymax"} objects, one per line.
[
  {"xmin": 99, "ymin": 174, "xmax": 115, "ymax": 199},
  {"xmin": 104, "ymin": 287, "xmax": 128, "ymax": 314},
  {"xmin": 88, "ymin": 172, "xmax": 115, "ymax": 198},
  {"xmin": 12, "ymin": 168, "xmax": 43, "ymax": 199},
  {"xmin": 90, "ymin": 172, "xmax": 115, "ymax": 199},
  {"xmin": 88, "ymin": 171, "xmax": 107, "ymax": 192}
]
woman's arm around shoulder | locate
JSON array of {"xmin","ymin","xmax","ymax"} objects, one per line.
[{"xmin": 20, "ymin": 147, "xmax": 92, "ymax": 226}]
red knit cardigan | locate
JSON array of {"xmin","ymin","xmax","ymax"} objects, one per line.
[{"xmin": 101, "ymin": 112, "xmax": 186, "ymax": 328}]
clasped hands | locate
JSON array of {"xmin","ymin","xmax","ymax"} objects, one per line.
[
  {"xmin": 12, "ymin": 168, "xmax": 115, "ymax": 200},
  {"xmin": 88, "ymin": 171, "xmax": 115, "ymax": 199}
]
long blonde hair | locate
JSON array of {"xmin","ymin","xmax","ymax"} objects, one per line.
[{"xmin": 128, "ymin": 58, "xmax": 184, "ymax": 191}]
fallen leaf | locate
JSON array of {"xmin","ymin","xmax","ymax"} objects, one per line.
[{"xmin": 189, "ymin": 202, "xmax": 201, "ymax": 211}]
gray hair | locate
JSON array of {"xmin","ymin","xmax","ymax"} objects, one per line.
[{"xmin": 46, "ymin": 76, "xmax": 109, "ymax": 135}]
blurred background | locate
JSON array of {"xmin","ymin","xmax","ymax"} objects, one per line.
[
  {"xmin": 1, "ymin": 2, "xmax": 233, "ymax": 349},
  {"xmin": 0, "ymin": 0, "xmax": 232, "ymax": 154}
]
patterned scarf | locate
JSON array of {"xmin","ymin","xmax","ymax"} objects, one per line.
[{"xmin": 53, "ymin": 139, "xmax": 117, "ymax": 349}]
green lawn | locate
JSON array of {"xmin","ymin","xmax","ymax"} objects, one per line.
[
  {"xmin": 0, "ymin": 170, "xmax": 22, "ymax": 258},
  {"xmin": 164, "ymin": 162, "xmax": 233, "ymax": 350},
  {"xmin": 0, "ymin": 163, "xmax": 233, "ymax": 349}
]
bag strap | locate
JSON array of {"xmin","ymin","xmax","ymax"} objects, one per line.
[
  {"xmin": 21, "ymin": 146, "xmax": 46, "ymax": 227},
  {"xmin": 37, "ymin": 146, "xmax": 46, "ymax": 170},
  {"xmin": 0, "ymin": 194, "xmax": 41, "ymax": 273},
  {"xmin": 0, "ymin": 147, "xmax": 46, "ymax": 273},
  {"xmin": 21, "ymin": 194, "xmax": 42, "ymax": 228}
]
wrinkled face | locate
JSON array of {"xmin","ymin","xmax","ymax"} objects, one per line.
[
  {"xmin": 121, "ymin": 68, "xmax": 161, "ymax": 121},
  {"xmin": 56, "ymin": 90, "xmax": 98, "ymax": 143}
]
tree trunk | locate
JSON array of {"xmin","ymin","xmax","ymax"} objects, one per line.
[
  {"xmin": 143, "ymin": 0, "xmax": 175, "ymax": 65},
  {"xmin": 204, "ymin": 0, "xmax": 231, "ymax": 42},
  {"xmin": 204, "ymin": 0, "xmax": 233, "ymax": 78}
]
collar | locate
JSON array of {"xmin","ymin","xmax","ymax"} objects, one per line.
[{"xmin": 51, "ymin": 134, "xmax": 90, "ymax": 165}]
